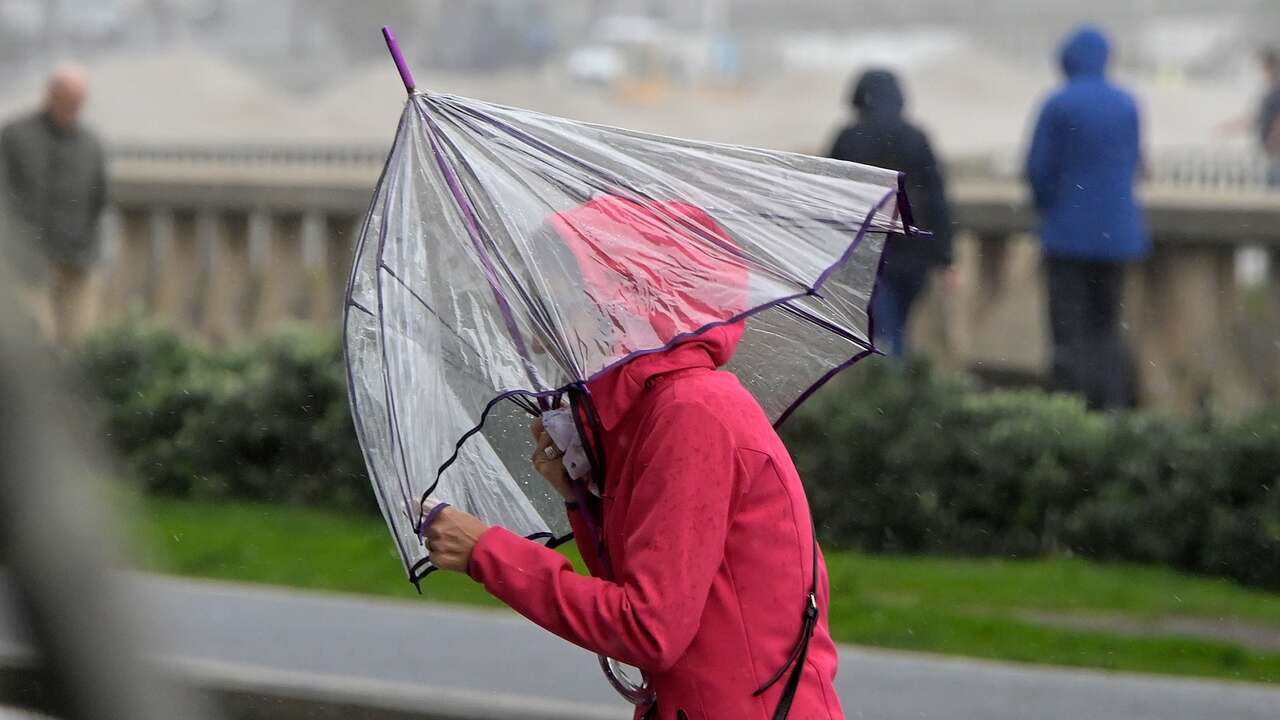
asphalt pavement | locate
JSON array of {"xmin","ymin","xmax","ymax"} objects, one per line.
[{"xmin": 2, "ymin": 575, "xmax": 1278, "ymax": 719}]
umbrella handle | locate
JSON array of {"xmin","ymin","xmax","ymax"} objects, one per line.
[
  {"xmin": 599, "ymin": 655, "xmax": 655, "ymax": 706},
  {"xmin": 382, "ymin": 25, "xmax": 417, "ymax": 94}
]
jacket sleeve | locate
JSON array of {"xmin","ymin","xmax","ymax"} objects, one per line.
[
  {"xmin": 468, "ymin": 400, "xmax": 737, "ymax": 672},
  {"xmin": 1025, "ymin": 99, "xmax": 1062, "ymax": 213},
  {"xmin": 91, "ymin": 139, "xmax": 108, "ymax": 220},
  {"xmin": 1131, "ymin": 100, "xmax": 1147, "ymax": 182},
  {"xmin": 826, "ymin": 127, "xmax": 852, "ymax": 162},
  {"xmin": 1259, "ymin": 92, "xmax": 1280, "ymax": 150},
  {"xmin": 910, "ymin": 129, "xmax": 953, "ymax": 267},
  {"xmin": 0, "ymin": 125, "xmax": 35, "ymax": 250},
  {"xmin": 0, "ymin": 125, "xmax": 21, "ymax": 202}
]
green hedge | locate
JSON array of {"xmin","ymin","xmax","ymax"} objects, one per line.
[
  {"xmin": 77, "ymin": 322, "xmax": 1280, "ymax": 589},
  {"xmin": 783, "ymin": 361, "xmax": 1280, "ymax": 590},
  {"xmin": 78, "ymin": 321, "xmax": 372, "ymax": 512}
]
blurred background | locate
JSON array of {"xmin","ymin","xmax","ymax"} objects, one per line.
[{"xmin": 1, "ymin": 1, "xmax": 1279, "ymax": 719}]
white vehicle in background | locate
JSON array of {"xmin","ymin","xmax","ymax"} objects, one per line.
[
  {"xmin": 564, "ymin": 12, "xmax": 739, "ymax": 92},
  {"xmin": 566, "ymin": 14, "xmax": 664, "ymax": 86},
  {"xmin": 566, "ymin": 44, "xmax": 627, "ymax": 85}
]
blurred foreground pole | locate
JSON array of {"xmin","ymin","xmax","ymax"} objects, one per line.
[{"xmin": 0, "ymin": 288, "xmax": 210, "ymax": 717}]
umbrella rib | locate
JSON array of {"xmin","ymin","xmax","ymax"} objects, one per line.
[
  {"xmin": 776, "ymin": 301, "xmax": 873, "ymax": 348},
  {"xmin": 369, "ymin": 147, "xmax": 427, "ymax": 517},
  {"xmin": 420, "ymin": 106, "xmax": 552, "ymax": 391},
  {"xmin": 422, "ymin": 110, "xmax": 579, "ymax": 379},
  {"xmin": 418, "ymin": 110, "xmax": 597, "ymax": 380},
  {"xmin": 342, "ymin": 108, "xmax": 417, "ymax": 570},
  {"xmin": 377, "ymin": 261, "xmax": 547, "ymax": 409}
]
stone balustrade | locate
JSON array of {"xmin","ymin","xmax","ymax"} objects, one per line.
[
  {"xmin": 89, "ymin": 148, "xmax": 1280, "ymax": 412},
  {"xmin": 911, "ymin": 182, "xmax": 1280, "ymax": 412},
  {"xmin": 96, "ymin": 147, "xmax": 377, "ymax": 344}
]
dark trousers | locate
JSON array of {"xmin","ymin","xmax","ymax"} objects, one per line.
[
  {"xmin": 872, "ymin": 270, "xmax": 929, "ymax": 358},
  {"xmin": 1045, "ymin": 257, "xmax": 1134, "ymax": 410}
]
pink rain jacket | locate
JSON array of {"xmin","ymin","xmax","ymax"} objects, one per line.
[
  {"xmin": 469, "ymin": 327, "xmax": 843, "ymax": 719},
  {"xmin": 468, "ymin": 196, "xmax": 843, "ymax": 719}
]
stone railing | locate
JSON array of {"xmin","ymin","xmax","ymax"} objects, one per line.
[
  {"xmin": 951, "ymin": 145, "xmax": 1277, "ymax": 194},
  {"xmin": 90, "ymin": 147, "xmax": 1280, "ymax": 412},
  {"xmin": 910, "ymin": 181, "xmax": 1280, "ymax": 412},
  {"xmin": 95, "ymin": 147, "xmax": 381, "ymax": 344}
]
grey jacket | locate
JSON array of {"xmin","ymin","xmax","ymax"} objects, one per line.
[{"xmin": 1, "ymin": 111, "xmax": 107, "ymax": 270}]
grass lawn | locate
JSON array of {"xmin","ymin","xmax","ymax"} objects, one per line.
[{"xmin": 135, "ymin": 496, "xmax": 1280, "ymax": 684}]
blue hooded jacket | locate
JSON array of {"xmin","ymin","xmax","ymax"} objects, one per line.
[{"xmin": 1025, "ymin": 26, "xmax": 1148, "ymax": 261}]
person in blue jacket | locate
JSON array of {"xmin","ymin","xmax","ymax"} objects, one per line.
[{"xmin": 1025, "ymin": 25, "xmax": 1148, "ymax": 410}]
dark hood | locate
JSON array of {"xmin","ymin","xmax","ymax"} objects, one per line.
[
  {"xmin": 1060, "ymin": 25, "xmax": 1110, "ymax": 79},
  {"xmin": 851, "ymin": 68, "xmax": 905, "ymax": 118}
]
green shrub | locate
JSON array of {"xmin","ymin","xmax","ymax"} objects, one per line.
[
  {"xmin": 77, "ymin": 320, "xmax": 371, "ymax": 511},
  {"xmin": 78, "ymin": 320, "xmax": 215, "ymax": 495},
  {"xmin": 170, "ymin": 328, "xmax": 369, "ymax": 508},
  {"xmin": 783, "ymin": 359, "xmax": 1280, "ymax": 590},
  {"xmin": 77, "ymin": 323, "xmax": 1280, "ymax": 589},
  {"xmin": 1207, "ymin": 409, "xmax": 1280, "ymax": 586}
]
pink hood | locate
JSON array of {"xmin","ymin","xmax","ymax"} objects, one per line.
[{"xmin": 548, "ymin": 194, "xmax": 749, "ymax": 428}]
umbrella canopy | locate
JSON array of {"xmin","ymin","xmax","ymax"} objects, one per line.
[{"xmin": 344, "ymin": 88, "xmax": 911, "ymax": 584}]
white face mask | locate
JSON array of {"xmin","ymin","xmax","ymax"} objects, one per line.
[{"xmin": 541, "ymin": 407, "xmax": 596, "ymax": 492}]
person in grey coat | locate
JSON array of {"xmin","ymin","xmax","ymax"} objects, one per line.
[{"xmin": 1, "ymin": 64, "xmax": 107, "ymax": 346}]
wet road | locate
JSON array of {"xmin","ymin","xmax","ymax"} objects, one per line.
[{"xmin": 2, "ymin": 576, "xmax": 1278, "ymax": 719}]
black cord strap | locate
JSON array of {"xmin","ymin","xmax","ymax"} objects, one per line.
[{"xmin": 753, "ymin": 527, "xmax": 821, "ymax": 719}]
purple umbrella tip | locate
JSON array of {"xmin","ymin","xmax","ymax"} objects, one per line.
[{"xmin": 381, "ymin": 25, "xmax": 417, "ymax": 94}]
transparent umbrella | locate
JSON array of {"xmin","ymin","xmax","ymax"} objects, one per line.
[{"xmin": 344, "ymin": 25, "xmax": 916, "ymax": 707}]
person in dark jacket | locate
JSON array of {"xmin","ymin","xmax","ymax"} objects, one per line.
[
  {"xmin": 1257, "ymin": 48, "xmax": 1280, "ymax": 185},
  {"xmin": 1025, "ymin": 26, "xmax": 1147, "ymax": 410},
  {"xmin": 828, "ymin": 68, "xmax": 953, "ymax": 357},
  {"xmin": 0, "ymin": 64, "xmax": 107, "ymax": 346}
]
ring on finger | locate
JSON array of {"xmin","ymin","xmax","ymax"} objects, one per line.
[{"xmin": 543, "ymin": 445, "xmax": 561, "ymax": 459}]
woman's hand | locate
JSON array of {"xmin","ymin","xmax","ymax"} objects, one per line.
[
  {"xmin": 420, "ymin": 501, "xmax": 489, "ymax": 573},
  {"xmin": 530, "ymin": 417, "xmax": 573, "ymax": 501}
]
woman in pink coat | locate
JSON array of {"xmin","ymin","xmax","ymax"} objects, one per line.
[{"xmin": 424, "ymin": 197, "xmax": 845, "ymax": 720}]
